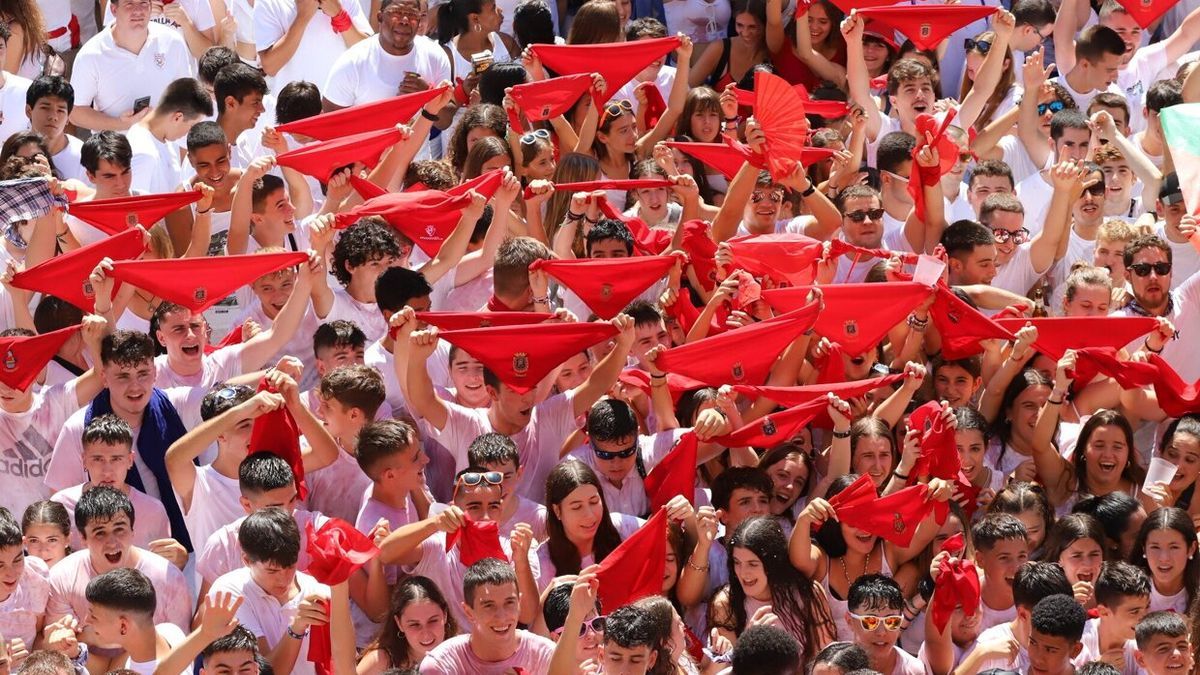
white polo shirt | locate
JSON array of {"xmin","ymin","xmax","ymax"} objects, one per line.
[
  {"xmin": 71, "ymin": 24, "xmax": 193, "ymax": 120},
  {"xmin": 253, "ymin": 0, "xmax": 371, "ymax": 90},
  {"xmin": 323, "ymin": 36, "xmax": 451, "ymax": 108},
  {"xmin": 126, "ymin": 123, "xmax": 182, "ymax": 195},
  {"xmin": 103, "ymin": 0, "xmax": 217, "ymax": 35},
  {"xmin": 209, "ymin": 567, "xmax": 330, "ymax": 675}
]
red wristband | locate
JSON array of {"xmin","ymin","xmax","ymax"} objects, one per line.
[{"xmin": 330, "ymin": 10, "xmax": 351, "ymax": 33}]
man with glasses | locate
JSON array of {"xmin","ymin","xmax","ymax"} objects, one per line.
[
  {"xmin": 69, "ymin": 0, "xmax": 192, "ymax": 132},
  {"xmin": 1115, "ymin": 235, "xmax": 1200, "ymax": 381},
  {"xmin": 845, "ymin": 574, "xmax": 925, "ymax": 675},
  {"xmin": 377, "ymin": 466, "xmax": 540, "ymax": 632},
  {"xmin": 985, "ymin": 163, "xmax": 1084, "ymax": 297},
  {"xmin": 830, "ymin": 185, "xmax": 889, "ymax": 284},
  {"xmin": 322, "ymin": 0, "xmax": 451, "ymax": 127},
  {"xmin": 1152, "ymin": 174, "xmax": 1200, "ymax": 288},
  {"xmin": 1008, "ymin": 0, "xmax": 1056, "ymax": 83}
]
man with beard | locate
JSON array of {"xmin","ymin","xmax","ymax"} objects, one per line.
[{"xmin": 1114, "ymin": 235, "xmax": 1200, "ymax": 381}]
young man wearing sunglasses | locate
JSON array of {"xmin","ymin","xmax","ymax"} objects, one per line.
[
  {"xmin": 984, "ymin": 162, "xmax": 1081, "ymax": 298},
  {"xmin": 845, "ymin": 574, "xmax": 925, "ymax": 675},
  {"xmin": 1114, "ymin": 235, "xmax": 1200, "ymax": 382}
]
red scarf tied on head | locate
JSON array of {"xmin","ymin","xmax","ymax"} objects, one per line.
[
  {"xmin": 303, "ymin": 519, "xmax": 380, "ymax": 675},
  {"xmin": 445, "ymin": 515, "xmax": 509, "ymax": 566}
]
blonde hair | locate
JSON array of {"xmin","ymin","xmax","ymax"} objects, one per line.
[{"xmin": 1098, "ymin": 219, "xmax": 1136, "ymax": 245}]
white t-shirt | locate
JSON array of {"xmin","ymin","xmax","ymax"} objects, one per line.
[
  {"xmin": 325, "ymin": 287, "xmax": 386, "ymax": 343},
  {"xmin": 46, "ymin": 549, "xmax": 193, "ymax": 631},
  {"xmin": 1115, "ymin": 273, "xmax": 1200, "ymax": 383},
  {"xmin": 1054, "ymin": 74, "xmax": 1123, "ymax": 113},
  {"xmin": 1156, "ymin": 223, "xmax": 1200, "ymax": 290},
  {"xmin": 253, "ymin": 0, "xmax": 370, "ymax": 90},
  {"xmin": 196, "ymin": 509, "xmax": 330, "ymax": 585},
  {"xmin": 1117, "ymin": 43, "xmax": 1169, "ymax": 134},
  {"xmin": 992, "ymin": 243, "xmax": 1043, "ymax": 298},
  {"xmin": 0, "ymin": 380, "xmax": 80, "ymax": 517},
  {"xmin": 52, "ymin": 135, "xmax": 88, "ymax": 183},
  {"xmin": 1071, "ymin": 617, "xmax": 1139, "ymax": 675},
  {"xmin": 323, "ymin": 36, "xmax": 451, "ymax": 108},
  {"xmin": 71, "ymin": 24, "xmax": 193, "ymax": 121},
  {"xmin": 0, "ymin": 74, "xmax": 33, "ymax": 146},
  {"xmin": 209, "ymin": 567, "xmax": 330, "ymax": 675},
  {"xmin": 127, "ymin": 123, "xmax": 182, "ymax": 195},
  {"xmin": 0, "ymin": 555, "xmax": 50, "ymax": 650},
  {"xmin": 305, "ymin": 447, "xmax": 371, "ymax": 524},
  {"xmin": 1015, "ymin": 171, "xmax": 1054, "ymax": 236},
  {"xmin": 997, "ymin": 134, "xmax": 1047, "ymax": 186},
  {"xmin": 103, "ymin": 0, "xmax": 217, "ymax": 33},
  {"xmin": 970, "ymin": 622, "xmax": 1029, "ymax": 672},
  {"xmin": 182, "ymin": 463, "xmax": 243, "ymax": 550}
]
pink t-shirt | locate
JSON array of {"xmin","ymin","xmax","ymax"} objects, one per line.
[
  {"xmin": 196, "ymin": 509, "xmax": 330, "ymax": 586},
  {"xmin": 418, "ymin": 631, "xmax": 555, "ymax": 675},
  {"xmin": 355, "ymin": 490, "xmax": 416, "ymax": 584},
  {"xmin": 0, "ymin": 555, "xmax": 50, "ymax": 648},
  {"xmin": 325, "ymin": 287, "xmax": 386, "ymax": 343},
  {"xmin": 208, "ymin": 567, "xmax": 330, "ymax": 675},
  {"xmin": 46, "ymin": 548, "xmax": 193, "ymax": 631},
  {"xmin": 51, "ymin": 484, "xmax": 170, "ymax": 548},
  {"xmin": 0, "ymin": 380, "xmax": 80, "ymax": 517},
  {"xmin": 152, "ymin": 344, "xmax": 245, "ymax": 390},
  {"xmin": 304, "ymin": 447, "xmax": 371, "ymax": 524}
]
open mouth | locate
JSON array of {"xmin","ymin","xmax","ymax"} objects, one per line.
[
  {"xmin": 1097, "ymin": 461, "xmax": 1117, "ymax": 472},
  {"xmin": 418, "ymin": 636, "xmax": 438, "ymax": 647},
  {"xmin": 104, "ymin": 551, "xmax": 122, "ymax": 565},
  {"xmin": 912, "ymin": 102, "xmax": 928, "ymax": 113},
  {"xmin": 1077, "ymin": 571, "xmax": 1094, "ymax": 582},
  {"xmin": 181, "ymin": 344, "xmax": 201, "ymax": 356}
]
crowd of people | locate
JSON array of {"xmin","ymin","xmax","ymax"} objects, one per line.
[{"xmin": 2, "ymin": 0, "xmax": 1200, "ymax": 671}]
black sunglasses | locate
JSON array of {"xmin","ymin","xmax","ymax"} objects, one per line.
[
  {"xmin": 1037, "ymin": 100, "xmax": 1065, "ymax": 116},
  {"xmin": 844, "ymin": 208, "xmax": 885, "ymax": 223},
  {"xmin": 964, "ymin": 38, "xmax": 992, "ymax": 54},
  {"xmin": 1129, "ymin": 262, "xmax": 1172, "ymax": 277},
  {"xmin": 1083, "ymin": 182, "xmax": 1106, "ymax": 197},
  {"xmin": 590, "ymin": 438, "xmax": 638, "ymax": 460}
]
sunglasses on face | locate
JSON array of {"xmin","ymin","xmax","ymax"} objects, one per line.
[
  {"xmin": 590, "ymin": 438, "xmax": 638, "ymax": 460},
  {"xmin": 751, "ymin": 190, "xmax": 784, "ymax": 203},
  {"xmin": 992, "ymin": 227, "xmax": 1030, "ymax": 244},
  {"xmin": 849, "ymin": 611, "xmax": 904, "ymax": 632},
  {"xmin": 1129, "ymin": 262, "xmax": 1172, "ymax": 277},
  {"xmin": 844, "ymin": 208, "xmax": 885, "ymax": 222},
  {"xmin": 1037, "ymin": 100, "xmax": 1065, "ymax": 116},
  {"xmin": 964, "ymin": 38, "xmax": 991, "ymax": 54},
  {"xmin": 520, "ymin": 128, "xmax": 550, "ymax": 145},
  {"xmin": 601, "ymin": 99, "xmax": 634, "ymax": 125},
  {"xmin": 1083, "ymin": 182, "xmax": 1107, "ymax": 197},
  {"xmin": 553, "ymin": 615, "xmax": 607, "ymax": 638}
]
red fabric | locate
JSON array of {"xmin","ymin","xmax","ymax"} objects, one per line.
[
  {"xmin": 68, "ymin": 191, "xmax": 201, "ymax": 236},
  {"xmin": 333, "ymin": 190, "xmax": 475, "ymax": 256},
  {"xmin": 662, "ymin": 286, "xmax": 702, "ymax": 334},
  {"xmin": 486, "ymin": 295, "xmax": 522, "ymax": 312},
  {"xmin": 665, "ymin": 141, "xmax": 752, "ymax": 181},
  {"xmin": 679, "ymin": 220, "xmax": 719, "ymax": 292},
  {"xmin": 276, "ymin": 127, "xmax": 403, "ymax": 181},
  {"xmin": 509, "ymin": 74, "xmax": 594, "ymax": 132},
  {"xmin": 1146, "ymin": 354, "xmax": 1200, "ymax": 418},
  {"xmin": 713, "ymin": 397, "xmax": 828, "ymax": 447},
  {"xmin": 10, "ymin": 228, "xmax": 147, "ymax": 312},
  {"xmin": 906, "ymin": 402, "xmax": 960, "ymax": 482},
  {"xmin": 214, "ymin": 324, "xmax": 245, "ymax": 350},
  {"xmin": 1067, "ymin": 347, "xmax": 1159, "ymax": 391},
  {"xmin": 618, "ymin": 369, "xmax": 709, "ymax": 404},
  {"xmin": 303, "ymin": 519, "xmax": 379, "ymax": 675},
  {"xmin": 654, "ymin": 302, "xmax": 820, "ymax": 386},
  {"xmin": 954, "ymin": 470, "xmax": 982, "ymax": 519},
  {"xmin": 639, "ymin": 82, "xmax": 667, "ymax": 129},
  {"xmin": 448, "ymin": 168, "xmax": 507, "ymax": 200},
  {"xmin": 1114, "ymin": 0, "xmax": 1180, "ymax": 28},
  {"xmin": 856, "ymin": 5, "xmax": 998, "ymax": 51},
  {"xmin": 837, "ymin": 482, "xmax": 940, "ymax": 547},
  {"xmin": 596, "ymin": 198, "xmax": 673, "ymax": 256},
  {"xmin": 907, "ymin": 111, "xmax": 959, "ymax": 224},
  {"xmin": 753, "ymin": 71, "xmax": 813, "ymax": 179},
  {"xmin": 248, "ymin": 379, "xmax": 308, "ymax": 500},
  {"xmin": 992, "ymin": 316, "xmax": 1159, "ymax": 360},
  {"xmin": 644, "ymin": 432, "xmax": 697, "ymax": 511},
  {"xmin": 828, "ymin": 0, "xmax": 906, "ymax": 13},
  {"xmin": 930, "ymin": 556, "xmax": 981, "ymax": 633},
  {"xmin": 814, "ymin": 342, "xmax": 848, "ymax": 384},
  {"xmin": 527, "ymin": 178, "xmax": 674, "ymax": 199},
  {"xmin": 445, "ymin": 515, "xmax": 509, "ymax": 566},
  {"xmin": 733, "ymin": 84, "xmax": 851, "ymax": 119},
  {"xmin": 829, "ymin": 239, "xmax": 918, "ymax": 265},
  {"xmin": 531, "ymin": 37, "xmax": 683, "ymax": 105},
  {"xmin": 109, "ymin": 252, "xmax": 307, "ymax": 313},
  {"xmin": 763, "ymin": 282, "xmax": 929, "ymax": 355},
  {"xmin": 276, "ymin": 86, "xmax": 450, "ymax": 140},
  {"xmin": 726, "ymin": 234, "xmax": 823, "ymax": 287},
  {"xmin": 596, "ymin": 508, "xmax": 668, "ymax": 611},
  {"xmin": 941, "ymin": 532, "xmax": 965, "ymax": 555},
  {"xmin": 930, "ymin": 286, "xmax": 1015, "ymax": 359},
  {"xmin": 349, "ymin": 175, "xmax": 387, "ymax": 200},
  {"xmin": 733, "ymin": 373, "xmax": 905, "ymax": 426},
  {"xmin": 529, "ymin": 256, "xmax": 675, "ymax": 319},
  {"xmin": 0, "ymin": 325, "xmax": 81, "ymax": 392},
  {"xmin": 415, "ymin": 311, "xmax": 550, "ymax": 331},
  {"xmin": 437, "ymin": 322, "xmax": 619, "ymax": 393}
]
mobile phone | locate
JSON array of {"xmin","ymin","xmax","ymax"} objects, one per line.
[{"xmin": 133, "ymin": 96, "xmax": 151, "ymax": 114}]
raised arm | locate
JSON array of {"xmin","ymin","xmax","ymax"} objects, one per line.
[
  {"xmin": 570, "ymin": 314, "xmax": 636, "ymax": 417},
  {"xmin": 794, "ymin": 9, "xmax": 848, "ymax": 88},
  {"xmin": 227, "ymin": 157, "xmax": 275, "ymax": 255},
  {"xmin": 238, "ymin": 251, "xmax": 317, "ymax": 369},
  {"xmin": 1016, "ymin": 49, "xmax": 1054, "ymax": 171},
  {"xmin": 638, "ymin": 37, "xmax": 694, "ymax": 151},
  {"xmin": 418, "ymin": 189, "xmax": 488, "ymax": 284},
  {"xmin": 1030, "ymin": 351, "xmax": 1075, "ymax": 505},
  {"xmin": 956, "ymin": 11, "xmax": 1015, "ymax": 131},
  {"xmin": 404, "ymin": 328, "xmax": 451, "ymax": 430},
  {"xmin": 1028, "ymin": 161, "xmax": 1085, "ymax": 273},
  {"xmin": 843, "ymin": 11, "xmax": 884, "ymax": 141}
]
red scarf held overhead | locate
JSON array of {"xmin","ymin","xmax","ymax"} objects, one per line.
[
  {"xmin": 523, "ymin": 179, "xmax": 674, "ymax": 200},
  {"xmin": 1112, "ymin": 0, "xmax": 1178, "ymax": 28},
  {"xmin": 1066, "ymin": 347, "xmax": 1159, "ymax": 391},
  {"xmin": 906, "ymin": 402, "xmax": 960, "ymax": 483},
  {"xmin": 0, "ymin": 325, "xmax": 81, "ymax": 392},
  {"xmin": 445, "ymin": 515, "xmax": 509, "ymax": 566},
  {"xmin": 415, "ymin": 311, "xmax": 550, "ymax": 332},
  {"xmin": 108, "ymin": 252, "xmax": 308, "ymax": 313},
  {"xmin": 752, "ymin": 71, "xmax": 814, "ymax": 179},
  {"xmin": 713, "ymin": 397, "xmax": 828, "ymax": 448},
  {"xmin": 856, "ymin": 5, "xmax": 998, "ymax": 51},
  {"xmin": 10, "ymin": 227, "xmax": 147, "ymax": 312},
  {"xmin": 644, "ymin": 432, "xmax": 698, "ymax": 512},
  {"xmin": 349, "ymin": 175, "xmax": 387, "ymax": 200},
  {"xmin": 508, "ymin": 74, "xmax": 594, "ymax": 132},
  {"xmin": 436, "ymin": 321, "xmax": 619, "ymax": 393},
  {"xmin": 68, "ymin": 190, "xmax": 202, "ymax": 236},
  {"xmin": 679, "ymin": 219, "xmax": 719, "ymax": 292},
  {"xmin": 275, "ymin": 127, "xmax": 403, "ymax": 181},
  {"xmin": 596, "ymin": 199, "xmax": 672, "ymax": 256},
  {"xmin": 930, "ymin": 556, "xmax": 981, "ymax": 633},
  {"xmin": 1145, "ymin": 354, "xmax": 1200, "ymax": 418},
  {"xmin": 530, "ymin": 37, "xmax": 683, "ymax": 106},
  {"xmin": 660, "ymin": 286, "xmax": 702, "ymax": 335},
  {"xmin": 992, "ymin": 316, "xmax": 1159, "ymax": 361},
  {"xmin": 929, "ymin": 286, "xmax": 1015, "ymax": 359},
  {"xmin": 618, "ymin": 369, "xmax": 709, "ymax": 405},
  {"xmin": 814, "ymin": 342, "xmax": 848, "ymax": 385},
  {"xmin": 529, "ymin": 256, "xmax": 676, "ymax": 319},
  {"xmin": 248, "ymin": 379, "xmax": 308, "ymax": 500},
  {"xmin": 725, "ymin": 233, "xmax": 823, "ymax": 288},
  {"xmin": 276, "ymin": 86, "xmax": 450, "ymax": 141},
  {"xmin": 836, "ymin": 481, "xmax": 945, "ymax": 547},
  {"xmin": 595, "ymin": 508, "xmax": 668, "ymax": 611},
  {"xmin": 654, "ymin": 301, "xmax": 821, "ymax": 386},
  {"xmin": 333, "ymin": 189, "xmax": 475, "ymax": 256},
  {"xmin": 665, "ymin": 141, "xmax": 752, "ymax": 181},
  {"xmin": 733, "ymin": 373, "xmax": 906, "ymax": 426},
  {"xmin": 303, "ymin": 519, "xmax": 380, "ymax": 675},
  {"xmin": 763, "ymin": 282, "xmax": 930, "ymax": 356},
  {"xmin": 907, "ymin": 111, "xmax": 959, "ymax": 224}
]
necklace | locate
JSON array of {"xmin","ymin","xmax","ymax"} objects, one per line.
[{"xmin": 839, "ymin": 543, "xmax": 871, "ymax": 586}]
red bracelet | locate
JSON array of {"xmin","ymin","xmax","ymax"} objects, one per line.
[{"xmin": 330, "ymin": 10, "xmax": 352, "ymax": 33}]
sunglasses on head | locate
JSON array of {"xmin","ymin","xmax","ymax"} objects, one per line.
[
  {"xmin": 552, "ymin": 615, "xmax": 607, "ymax": 638},
  {"xmin": 457, "ymin": 471, "xmax": 504, "ymax": 487},
  {"xmin": 991, "ymin": 227, "xmax": 1030, "ymax": 245},
  {"xmin": 849, "ymin": 611, "xmax": 904, "ymax": 632},
  {"xmin": 844, "ymin": 208, "xmax": 885, "ymax": 223},
  {"xmin": 1037, "ymin": 100, "xmax": 1065, "ymax": 116},
  {"xmin": 1129, "ymin": 262, "xmax": 1172, "ymax": 277},
  {"xmin": 601, "ymin": 99, "xmax": 634, "ymax": 124},
  {"xmin": 520, "ymin": 128, "xmax": 550, "ymax": 145},
  {"xmin": 590, "ymin": 438, "xmax": 638, "ymax": 460},
  {"xmin": 1160, "ymin": 192, "xmax": 1185, "ymax": 206},
  {"xmin": 964, "ymin": 38, "xmax": 992, "ymax": 54},
  {"xmin": 214, "ymin": 384, "xmax": 252, "ymax": 400}
]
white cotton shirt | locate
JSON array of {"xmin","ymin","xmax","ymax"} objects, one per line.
[
  {"xmin": 52, "ymin": 136, "xmax": 88, "ymax": 183},
  {"xmin": 997, "ymin": 134, "xmax": 1047, "ymax": 186},
  {"xmin": 1114, "ymin": 274, "xmax": 1200, "ymax": 383},
  {"xmin": 304, "ymin": 447, "xmax": 371, "ymax": 524},
  {"xmin": 1015, "ymin": 171, "xmax": 1054, "ymax": 236},
  {"xmin": 182, "ymin": 463, "xmax": 243, "ymax": 551},
  {"xmin": 0, "ymin": 555, "xmax": 50, "ymax": 650},
  {"xmin": 71, "ymin": 24, "xmax": 192, "ymax": 121},
  {"xmin": 325, "ymin": 287, "xmax": 386, "ymax": 343},
  {"xmin": 1117, "ymin": 43, "xmax": 1169, "ymax": 134},
  {"xmin": 534, "ymin": 512, "xmax": 644, "ymax": 591},
  {"xmin": 253, "ymin": 0, "xmax": 371, "ymax": 90},
  {"xmin": 103, "ymin": 0, "xmax": 216, "ymax": 33},
  {"xmin": 153, "ymin": 344, "xmax": 245, "ymax": 390},
  {"xmin": 323, "ymin": 36, "xmax": 451, "ymax": 108},
  {"xmin": 1054, "ymin": 74, "xmax": 1123, "ymax": 114},
  {"xmin": 126, "ymin": 123, "xmax": 182, "ymax": 195},
  {"xmin": 209, "ymin": 567, "xmax": 329, "ymax": 675},
  {"xmin": 121, "ymin": 623, "xmax": 192, "ymax": 674},
  {"xmin": 970, "ymin": 622, "xmax": 1028, "ymax": 672},
  {"xmin": 0, "ymin": 380, "xmax": 80, "ymax": 517},
  {"xmin": 565, "ymin": 428, "xmax": 688, "ymax": 517},
  {"xmin": 51, "ymin": 484, "xmax": 170, "ymax": 548},
  {"xmin": 0, "ymin": 74, "xmax": 33, "ymax": 147},
  {"xmin": 1071, "ymin": 617, "xmax": 1139, "ymax": 675},
  {"xmin": 1156, "ymin": 223, "xmax": 1200, "ymax": 290},
  {"xmin": 992, "ymin": 243, "xmax": 1044, "ymax": 298},
  {"xmin": 196, "ymin": 509, "xmax": 329, "ymax": 585}
]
